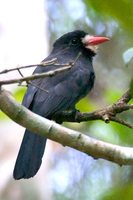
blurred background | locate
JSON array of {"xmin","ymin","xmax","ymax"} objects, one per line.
[{"xmin": 0, "ymin": 0, "xmax": 133, "ymax": 199}]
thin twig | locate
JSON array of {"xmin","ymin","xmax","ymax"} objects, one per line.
[
  {"xmin": 117, "ymin": 89, "xmax": 131, "ymax": 104},
  {"xmin": 0, "ymin": 58, "xmax": 58, "ymax": 75},
  {"xmin": 0, "ymin": 65, "xmax": 72, "ymax": 86},
  {"xmin": 110, "ymin": 116, "xmax": 133, "ymax": 128},
  {"xmin": 0, "ymin": 52, "xmax": 82, "ymax": 86}
]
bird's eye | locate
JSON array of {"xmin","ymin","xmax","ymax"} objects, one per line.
[{"xmin": 71, "ymin": 38, "xmax": 79, "ymax": 45}]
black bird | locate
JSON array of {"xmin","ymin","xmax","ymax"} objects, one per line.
[{"xmin": 13, "ymin": 30, "xmax": 109, "ymax": 179}]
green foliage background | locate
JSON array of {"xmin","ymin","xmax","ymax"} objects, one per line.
[{"xmin": 85, "ymin": 0, "xmax": 133, "ymax": 36}]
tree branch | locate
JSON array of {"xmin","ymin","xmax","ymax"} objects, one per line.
[
  {"xmin": 0, "ymin": 65, "xmax": 72, "ymax": 85},
  {"xmin": 0, "ymin": 58, "xmax": 58, "ymax": 74},
  {"xmin": 53, "ymin": 90, "xmax": 133, "ymax": 128},
  {"xmin": 0, "ymin": 88, "xmax": 133, "ymax": 166},
  {"xmin": 0, "ymin": 52, "xmax": 81, "ymax": 86}
]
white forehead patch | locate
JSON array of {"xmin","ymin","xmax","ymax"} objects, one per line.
[
  {"xmin": 82, "ymin": 35, "xmax": 93, "ymax": 44},
  {"xmin": 81, "ymin": 35, "xmax": 98, "ymax": 53}
]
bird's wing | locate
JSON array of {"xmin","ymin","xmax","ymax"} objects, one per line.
[
  {"xmin": 22, "ymin": 85, "xmax": 38, "ymax": 108},
  {"xmin": 22, "ymin": 57, "xmax": 58, "ymax": 108},
  {"xmin": 29, "ymin": 68, "xmax": 94, "ymax": 117}
]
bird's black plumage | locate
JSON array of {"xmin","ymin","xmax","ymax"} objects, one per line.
[{"xmin": 13, "ymin": 30, "xmax": 96, "ymax": 179}]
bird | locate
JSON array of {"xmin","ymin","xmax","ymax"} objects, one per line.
[{"xmin": 13, "ymin": 30, "xmax": 109, "ymax": 179}]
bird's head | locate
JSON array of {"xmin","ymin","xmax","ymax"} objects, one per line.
[{"xmin": 53, "ymin": 30, "xmax": 109, "ymax": 57}]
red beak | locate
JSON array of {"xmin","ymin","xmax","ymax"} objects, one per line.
[{"xmin": 83, "ymin": 35, "xmax": 110, "ymax": 46}]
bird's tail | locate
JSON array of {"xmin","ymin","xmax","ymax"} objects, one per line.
[{"xmin": 13, "ymin": 130, "xmax": 46, "ymax": 179}]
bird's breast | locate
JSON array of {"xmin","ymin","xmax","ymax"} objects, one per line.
[{"xmin": 76, "ymin": 70, "xmax": 95, "ymax": 99}]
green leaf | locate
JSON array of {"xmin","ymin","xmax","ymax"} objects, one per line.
[
  {"xmin": 0, "ymin": 87, "xmax": 26, "ymax": 121},
  {"xmin": 0, "ymin": 111, "xmax": 9, "ymax": 120},
  {"xmin": 13, "ymin": 87, "xmax": 26, "ymax": 103},
  {"xmin": 130, "ymin": 79, "xmax": 133, "ymax": 98},
  {"xmin": 76, "ymin": 96, "xmax": 96, "ymax": 112},
  {"xmin": 102, "ymin": 183, "xmax": 133, "ymax": 200},
  {"xmin": 123, "ymin": 48, "xmax": 133, "ymax": 65},
  {"xmin": 104, "ymin": 88, "xmax": 122, "ymax": 104},
  {"xmin": 84, "ymin": 0, "xmax": 133, "ymax": 34}
]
